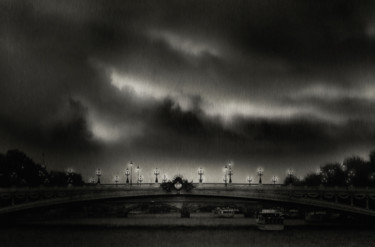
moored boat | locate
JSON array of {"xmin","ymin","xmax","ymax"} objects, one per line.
[
  {"xmin": 256, "ymin": 209, "xmax": 284, "ymax": 230},
  {"xmin": 216, "ymin": 207, "xmax": 235, "ymax": 218}
]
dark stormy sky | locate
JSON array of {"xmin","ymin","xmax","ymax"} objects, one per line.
[{"xmin": 1, "ymin": 0, "xmax": 375, "ymax": 183}]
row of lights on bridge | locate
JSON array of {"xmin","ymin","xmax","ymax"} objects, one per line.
[{"xmin": 70, "ymin": 162, "xmax": 295, "ymax": 186}]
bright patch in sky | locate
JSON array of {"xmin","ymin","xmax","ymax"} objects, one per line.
[
  {"xmin": 203, "ymin": 101, "xmax": 304, "ymax": 123},
  {"xmin": 148, "ymin": 30, "xmax": 220, "ymax": 57},
  {"xmin": 91, "ymin": 119, "xmax": 121, "ymax": 142},
  {"xmin": 296, "ymin": 83, "xmax": 375, "ymax": 101},
  {"xmin": 110, "ymin": 72, "xmax": 167, "ymax": 99},
  {"xmin": 89, "ymin": 110, "xmax": 142, "ymax": 143},
  {"xmin": 110, "ymin": 70, "xmax": 316, "ymax": 122},
  {"xmin": 111, "ymin": 70, "xmax": 201, "ymax": 111}
]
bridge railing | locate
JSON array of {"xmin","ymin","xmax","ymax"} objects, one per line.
[{"xmin": 1, "ymin": 183, "xmax": 375, "ymax": 193}]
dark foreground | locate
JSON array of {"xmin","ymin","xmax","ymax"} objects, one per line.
[
  {"xmin": 1, "ymin": 213, "xmax": 375, "ymax": 247},
  {"xmin": 1, "ymin": 225, "xmax": 375, "ymax": 247}
]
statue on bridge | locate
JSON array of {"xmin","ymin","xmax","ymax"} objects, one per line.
[{"xmin": 161, "ymin": 175, "xmax": 194, "ymax": 192}]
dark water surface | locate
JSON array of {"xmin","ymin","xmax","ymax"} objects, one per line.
[{"xmin": 1, "ymin": 225, "xmax": 375, "ymax": 247}]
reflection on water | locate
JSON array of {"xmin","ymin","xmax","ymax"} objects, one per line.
[
  {"xmin": 1, "ymin": 226, "xmax": 375, "ymax": 247},
  {"xmin": 1, "ymin": 217, "xmax": 375, "ymax": 247}
]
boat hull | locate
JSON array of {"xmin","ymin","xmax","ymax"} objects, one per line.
[
  {"xmin": 257, "ymin": 223, "xmax": 284, "ymax": 231},
  {"xmin": 218, "ymin": 213, "xmax": 234, "ymax": 218},
  {"xmin": 256, "ymin": 209, "xmax": 284, "ymax": 231}
]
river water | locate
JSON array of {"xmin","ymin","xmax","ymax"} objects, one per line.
[
  {"xmin": 1, "ymin": 225, "xmax": 375, "ymax": 247},
  {"xmin": 1, "ymin": 215, "xmax": 375, "ymax": 247}
]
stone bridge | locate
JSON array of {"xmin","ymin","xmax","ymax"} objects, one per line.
[{"xmin": 1, "ymin": 183, "xmax": 375, "ymax": 218}]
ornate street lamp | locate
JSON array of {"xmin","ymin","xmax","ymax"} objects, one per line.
[
  {"xmin": 348, "ymin": 170, "xmax": 356, "ymax": 178},
  {"xmin": 198, "ymin": 168, "xmax": 204, "ymax": 183},
  {"xmin": 321, "ymin": 175, "xmax": 328, "ymax": 184},
  {"xmin": 287, "ymin": 168, "xmax": 293, "ymax": 178},
  {"xmin": 370, "ymin": 173, "xmax": 375, "ymax": 185},
  {"xmin": 341, "ymin": 162, "xmax": 347, "ymax": 171},
  {"xmin": 223, "ymin": 176, "xmax": 228, "ymax": 187},
  {"xmin": 138, "ymin": 175, "xmax": 144, "ymax": 185},
  {"xmin": 247, "ymin": 176, "xmax": 253, "ymax": 185},
  {"xmin": 67, "ymin": 168, "xmax": 73, "ymax": 186},
  {"xmin": 272, "ymin": 176, "xmax": 278, "ymax": 185},
  {"xmin": 125, "ymin": 168, "xmax": 130, "ymax": 184},
  {"xmin": 346, "ymin": 170, "xmax": 356, "ymax": 186},
  {"xmin": 38, "ymin": 170, "xmax": 44, "ymax": 182},
  {"xmin": 224, "ymin": 165, "xmax": 228, "ymax": 187},
  {"xmin": 89, "ymin": 176, "xmax": 96, "ymax": 184},
  {"xmin": 129, "ymin": 161, "xmax": 133, "ymax": 185},
  {"xmin": 228, "ymin": 163, "xmax": 233, "ymax": 183},
  {"xmin": 154, "ymin": 168, "xmax": 160, "ymax": 183},
  {"xmin": 162, "ymin": 174, "xmax": 168, "ymax": 183},
  {"xmin": 316, "ymin": 168, "xmax": 322, "ymax": 175},
  {"xmin": 257, "ymin": 167, "xmax": 264, "ymax": 184},
  {"xmin": 114, "ymin": 175, "xmax": 119, "ymax": 185},
  {"xmin": 96, "ymin": 169, "xmax": 102, "ymax": 184},
  {"xmin": 287, "ymin": 168, "xmax": 293, "ymax": 185},
  {"xmin": 135, "ymin": 165, "xmax": 140, "ymax": 185}
]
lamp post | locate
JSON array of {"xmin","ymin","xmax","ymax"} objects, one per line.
[
  {"xmin": 228, "ymin": 163, "xmax": 233, "ymax": 183},
  {"xmin": 67, "ymin": 168, "xmax": 73, "ymax": 186},
  {"xmin": 135, "ymin": 165, "xmax": 140, "ymax": 185},
  {"xmin": 257, "ymin": 167, "xmax": 263, "ymax": 184},
  {"xmin": 346, "ymin": 170, "xmax": 356, "ymax": 186},
  {"xmin": 114, "ymin": 175, "xmax": 119, "ymax": 185},
  {"xmin": 316, "ymin": 168, "xmax": 322, "ymax": 175},
  {"xmin": 370, "ymin": 173, "xmax": 375, "ymax": 186},
  {"xmin": 287, "ymin": 168, "xmax": 293, "ymax": 185},
  {"xmin": 125, "ymin": 168, "xmax": 130, "ymax": 184},
  {"xmin": 321, "ymin": 175, "xmax": 328, "ymax": 185},
  {"xmin": 96, "ymin": 169, "xmax": 102, "ymax": 184},
  {"xmin": 154, "ymin": 168, "xmax": 160, "ymax": 183},
  {"xmin": 138, "ymin": 175, "xmax": 143, "ymax": 185},
  {"xmin": 341, "ymin": 162, "xmax": 347, "ymax": 171},
  {"xmin": 272, "ymin": 176, "xmax": 278, "ymax": 185},
  {"xmin": 198, "ymin": 167, "xmax": 204, "ymax": 183},
  {"xmin": 223, "ymin": 176, "xmax": 228, "ymax": 187},
  {"xmin": 224, "ymin": 165, "xmax": 228, "ymax": 187},
  {"xmin": 247, "ymin": 176, "xmax": 253, "ymax": 185},
  {"xmin": 129, "ymin": 161, "xmax": 133, "ymax": 186},
  {"xmin": 162, "ymin": 174, "xmax": 167, "ymax": 183},
  {"xmin": 89, "ymin": 176, "xmax": 96, "ymax": 184}
]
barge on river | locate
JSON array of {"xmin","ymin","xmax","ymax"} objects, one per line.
[{"xmin": 256, "ymin": 209, "xmax": 284, "ymax": 230}]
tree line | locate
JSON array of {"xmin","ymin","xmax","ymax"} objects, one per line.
[
  {"xmin": 0, "ymin": 149, "xmax": 84, "ymax": 187},
  {"xmin": 284, "ymin": 150, "xmax": 375, "ymax": 187},
  {"xmin": 2, "ymin": 149, "xmax": 375, "ymax": 188}
]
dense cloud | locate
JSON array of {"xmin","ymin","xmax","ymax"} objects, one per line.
[{"xmin": 1, "ymin": 0, "xmax": 375, "ymax": 182}]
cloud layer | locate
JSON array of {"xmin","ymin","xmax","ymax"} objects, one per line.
[{"xmin": 1, "ymin": 0, "xmax": 375, "ymax": 182}]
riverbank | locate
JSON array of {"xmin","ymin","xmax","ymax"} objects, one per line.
[
  {"xmin": 2, "ymin": 213, "xmax": 373, "ymax": 229},
  {"xmin": 1, "ymin": 225, "xmax": 375, "ymax": 247}
]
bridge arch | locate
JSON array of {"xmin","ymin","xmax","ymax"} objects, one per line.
[{"xmin": 0, "ymin": 185, "xmax": 375, "ymax": 218}]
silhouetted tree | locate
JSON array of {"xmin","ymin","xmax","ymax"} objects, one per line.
[
  {"xmin": 0, "ymin": 153, "xmax": 8, "ymax": 187},
  {"xmin": 71, "ymin": 173, "xmax": 84, "ymax": 186},
  {"xmin": 48, "ymin": 170, "xmax": 84, "ymax": 187},
  {"xmin": 0, "ymin": 150, "xmax": 44, "ymax": 187},
  {"xmin": 283, "ymin": 174, "xmax": 301, "ymax": 185},
  {"xmin": 369, "ymin": 151, "xmax": 375, "ymax": 168},
  {"xmin": 302, "ymin": 173, "xmax": 321, "ymax": 186},
  {"xmin": 343, "ymin": 156, "xmax": 369, "ymax": 187},
  {"xmin": 0, "ymin": 149, "xmax": 84, "ymax": 187},
  {"xmin": 49, "ymin": 171, "xmax": 68, "ymax": 186},
  {"xmin": 320, "ymin": 163, "xmax": 346, "ymax": 187}
]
